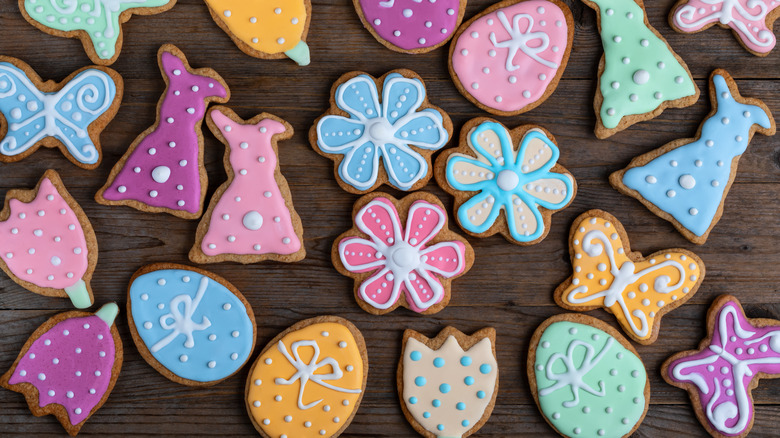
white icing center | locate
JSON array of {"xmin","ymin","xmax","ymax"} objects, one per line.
[
  {"xmin": 679, "ymin": 174, "xmax": 696, "ymax": 189},
  {"xmin": 243, "ymin": 211, "xmax": 264, "ymax": 231},
  {"xmin": 497, "ymin": 170, "xmax": 520, "ymax": 191},
  {"xmin": 152, "ymin": 166, "xmax": 171, "ymax": 184}
]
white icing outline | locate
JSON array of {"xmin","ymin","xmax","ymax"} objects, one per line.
[
  {"xmin": 539, "ymin": 338, "xmax": 614, "ymax": 407},
  {"xmin": 150, "ymin": 276, "xmax": 212, "ymax": 353},
  {"xmin": 674, "ymin": 0, "xmax": 774, "ymax": 49}
]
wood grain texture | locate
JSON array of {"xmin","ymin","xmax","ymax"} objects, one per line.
[{"xmin": 0, "ymin": 0, "xmax": 778, "ymax": 436}]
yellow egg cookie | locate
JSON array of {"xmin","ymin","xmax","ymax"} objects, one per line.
[
  {"xmin": 245, "ymin": 316, "xmax": 367, "ymax": 437},
  {"xmin": 204, "ymin": 0, "xmax": 311, "ymax": 66}
]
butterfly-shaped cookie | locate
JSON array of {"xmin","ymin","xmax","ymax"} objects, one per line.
[
  {"xmin": 555, "ymin": 210, "xmax": 705, "ymax": 344},
  {"xmin": 663, "ymin": 295, "xmax": 780, "ymax": 438},
  {"xmin": 0, "ymin": 57, "xmax": 122, "ymax": 169}
]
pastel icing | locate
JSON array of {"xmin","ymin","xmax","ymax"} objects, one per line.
[
  {"xmin": 586, "ymin": 0, "xmax": 697, "ymax": 130},
  {"xmin": 128, "ymin": 268, "xmax": 255, "ymax": 383},
  {"xmin": 672, "ymin": 0, "xmax": 780, "ymax": 55},
  {"xmin": 22, "ymin": 0, "xmax": 174, "ymax": 61},
  {"xmin": 533, "ymin": 320, "xmax": 647, "ymax": 438},
  {"xmin": 337, "ymin": 197, "xmax": 467, "ymax": 313},
  {"xmin": 558, "ymin": 213, "xmax": 703, "ymax": 342},
  {"xmin": 0, "ymin": 61, "xmax": 117, "ymax": 166},
  {"xmin": 8, "ymin": 304, "xmax": 119, "ymax": 426},
  {"xmin": 451, "ymin": 0, "xmax": 571, "ymax": 113},
  {"xmin": 100, "ymin": 48, "xmax": 228, "ymax": 216},
  {"xmin": 357, "ymin": 0, "xmax": 462, "ymax": 50},
  {"xmin": 315, "ymin": 72, "xmax": 449, "ymax": 192},
  {"xmin": 666, "ymin": 299, "xmax": 780, "ymax": 436},
  {"xmin": 402, "ymin": 333, "xmax": 498, "ymax": 438},
  {"xmin": 199, "ymin": 109, "xmax": 302, "ymax": 257},
  {"xmin": 621, "ymin": 74, "xmax": 773, "ymax": 237},
  {"xmin": 204, "ymin": 0, "xmax": 311, "ymax": 65},
  {"xmin": 444, "ymin": 121, "xmax": 575, "ymax": 244},
  {"xmin": 0, "ymin": 174, "xmax": 93, "ymax": 309},
  {"xmin": 247, "ymin": 321, "xmax": 365, "ymax": 438}
]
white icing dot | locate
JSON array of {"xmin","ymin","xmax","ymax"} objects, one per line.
[
  {"xmin": 633, "ymin": 70, "xmax": 650, "ymax": 85},
  {"xmin": 679, "ymin": 174, "xmax": 696, "ymax": 189}
]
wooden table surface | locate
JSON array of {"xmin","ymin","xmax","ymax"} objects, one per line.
[{"xmin": 0, "ymin": 0, "xmax": 778, "ymax": 436}]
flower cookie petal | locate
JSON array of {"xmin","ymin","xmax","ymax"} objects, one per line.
[
  {"xmin": 404, "ymin": 200, "xmax": 447, "ymax": 248},
  {"xmin": 506, "ymin": 194, "xmax": 542, "ymax": 242},
  {"xmin": 421, "ymin": 241, "xmax": 467, "ymax": 278},
  {"xmin": 469, "ymin": 121, "xmax": 516, "ymax": 167},
  {"xmin": 394, "ymin": 109, "xmax": 449, "ymax": 150},
  {"xmin": 359, "ymin": 268, "xmax": 402, "ymax": 310},
  {"xmin": 354, "ymin": 197, "xmax": 402, "ymax": 246},
  {"xmin": 337, "ymin": 142, "xmax": 381, "ymax": 191},
  {"xmin": 403, "ymin": 269, "xmax": 445, "ymax": 312},
  {"xmin": 446, "ymin": 155, "xmax": 498, "ymax": 192},
  {"xmin": 523, "ymin": 174, "xmax": 574, "ymax": 210},
  {"xmin": 516, "ymin": 130, "xmax": 559, "ymax": 173},
  {"xmin": 338, "ymin": 237, "xmax": 386, "ymax": 273},
  {"xmin": 457, "ymin": 191, "xmax": 502, "ymax": 234},
  {"xmin": 381, "ymin": 74, "xmax": 425, "ymax": 125},
  {"xmin": 317, "ymin": 115, "xmax": 368, "ymax": 152},
  {"xmin": 380, "ymin": 143, "xmax": 428, "ymax": 190},
  {"xmin": 336, "ymin": 75, "xmax": 381, "ymax": 120}
]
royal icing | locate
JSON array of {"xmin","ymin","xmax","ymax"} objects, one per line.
[
  {"xmin": 672, "ymin": 0, "xmax": 780, "ymax": 55},
  {"xmin": 128, "ymin": 267, "xmax": 255, "ymax": 384},
  {"xmin": 0, "ymin": 60, "xmax": 118, "ymax": 167},
  {"xmin": 557, "ymin": 212, "xmax": 703, "ymax": 343},
  {"xmin": 6, "ymin": 303, "xmax": 119, "ymax": 428},
  {"xmin": 357, "ymin": 0, "xmax": 462, "ymax": 51},
  {"xmin": 402, "ymin": 329, "xmax": 498, "ymax": 438},
  {"xmin": 98, "ymin": 47, "xmax": 229, "ymax": 218},
  {"xmin": 0, "ymin": 172, "xmax": 94, "ymax": 309},
  {"xmin": 619, "ymin": 73, "xmax": 774, "ymax": 239},
  {"xmin": 337, "ymin": 196, "xmax": 468, "ymax": 314},
  {"xmin": 22, "ymin": 0, "xmax": 174, "ymax": 63},
  {"xmin": 666, "ymin": 297, "xmax": 780, "ymax": 437},
  {"xmin": 194, "ymin": 108, "xmax": 303, "ymax": 261},
  {"xmin": 443, "ymin": 121, "xmax": 575, "ymax": 244},
  {"xmin": 533, "ymin": 319, "xmax": 647, "ymax": 438},
  {"xmin": 315, "ymin": 72, "xmax": 450, "ymax": 192},
  {"xmin": 247, "ymin": 320, "xmax": 365, "ymax": 438},
  {"xmin": 585, "ymin": 0, "xmax": 698, "ymax": 133},
  {"xmin": 204, "ymin": 0, "xmax": 311, "ymax": 66},
  {"xmin": 450, "ymin": 0, "xmax": 571, "ymax": 114}
]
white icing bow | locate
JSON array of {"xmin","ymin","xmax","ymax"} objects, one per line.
[
  {"xmin": 674, "ymin": 0, "xmax": 774, "ymax": 48},
  {"xmin": 539, "ymin": 337, "xmax": 614, "ymax": 407},
  {"xmin": 489, "ymin": 11, "xmax": 558, "ymax": 71},
  {"xmin": 150, "ymin": 277, "xmax": 212, "ymax": 353}
]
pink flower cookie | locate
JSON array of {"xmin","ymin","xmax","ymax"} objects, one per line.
[
  {"xmin": 333, "ymin": 192, "xmax": 473, "ymax": 315},
  {"xmin": 189, "ymin": 107, "xmax": 305, "ymax": 264},
  {"xmin": 449, "ymin": 0, "xmax": 573, "ymax": 115},
  {"xmin": 96, "ymin": 44, "xmax": 230, "ymax": 220},
  {"xmin": 0, "ymin": 303, "xmax": 122, "ymax": 436},
  {"xmin": 0, "ymin": 170, "xmax": 96, "ymax": 309}
]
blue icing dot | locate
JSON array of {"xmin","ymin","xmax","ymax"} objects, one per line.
[
  {"xmin": 477, "ymin": 390, "xmax": 486, "ymax": 399},
  {"xmin": 408, "ymin": 396, "xmax": 417, "ymax": 404},
  {"xmin": 456, "ymin": 402, "xmax": 466, "ymax": 410},
  {"xmin": 480, "ymin": 363, "xmax": 492, "ymax": 374},
  {"xmin": 462, "ymin": 419, "xmax": 470, "ymax": 427},
  {"xmin": 460, "ymin": 356, "xmax": 472, "ymax": 366},
  {"xmin": 433, "ymin": 357, "xmax": 445, "ymax": 368},
  {"xmin": 437, "ymin": 424, "xmax": 445, "ymax": 431},
  {"xmin": 414, "ymin": 376, "xmax": 427, "ymax": 387},
  {"xmin": 423, "ymin": 411, "xmax": 431, "ymax": 418},
  {"xmin": 464, "ymin": 376, "xmax": 475, "ymax": 386},
  {"xmin": 439, "ymin": 383, "xmax": 451, "ymax": 394},
  {"xmin": 410, "ymin": 350, "xmax": 422, "ymax": 361},
  {"xmin": 129, "ymin": 269, "xmax": 254, "ymax": 383},
  {"xmin": 432, "ymin": 399, "xmax": 441, "ymax": 407}
]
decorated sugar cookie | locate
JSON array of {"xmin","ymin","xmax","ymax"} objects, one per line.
[
  {"xmin": 435, "ymin": 118, "xmax": 576, "ymax": 246},
  {"xmin": 663, "ymin": 295, "xmax": 780, "ymax": 438},
  {"xmin": 555, "ymin": 210, "xmax": 705, "ymax": 344},
  {"xmin": 529, "ymin": 314, "xmax": 649, "ymax": 438},
  {"xmin": 610, "ymin": 69, "xmax": 776, "ymax": 244},
  {"xmin": 245, "ymin": 316, "xmax": 368, "ymax": 438},
  {"xmin": 582, "ymin": 0, "xmax": 699, "ymax": 138},
  {"xmin": 189, "ymin": 107, "xmax": 305, "ymax": 264},
  {"xmin": 0, "ymin": 170, "xmax": 97, "ymax": 309},
  {"xmin": 204, "ymin": 0, "xmax": 312, "ymax": 66},
  {"xmin": 449, "ymin": 0, "xmax": 574, "ymax": 115},
  {"xmin": 399, "ymin": 327, "xmax": 498, "ymax": 438},
  {"xmin": 96, "ymin": 45, "xmax": 230, "ymax": 220},
  {"xmin": 19, "ymin": 0, "xmax": 176, "ymax": 66},
  {"xmin": 354, "ymin": 0, "xmax": 466, "ymax": 53},
  {"xmin": 0, "ymin": 55, "xmax": 122, "ymax": 169},
  {"xmin": 333, "ymin": 192, "xmax": 473, "ymax": 315},
  {"xmin": 127, "ymin": 264, "xmax": 256, "ymax": 386},
  {"xmin": 311, "ymin": 70, "xmax": 452, "ymax": 194},
  {"xmin": 670, "ymin": 0, "xmax": 780, "ymax": 56},
  {"xmin": 0, "ymin": 303, "xmax": 122, "ymax": 436}
]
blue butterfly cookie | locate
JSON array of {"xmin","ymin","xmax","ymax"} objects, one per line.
[
  {"xmin": 127, "ymin": 264, "xmax": 256, "ymax": 386},
  {"xmin": 0, "ymin": 56, "xmax": 122, "ymax": 169}
]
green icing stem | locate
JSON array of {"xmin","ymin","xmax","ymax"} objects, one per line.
[
  {"xmin": 591, "ymin": 0, "xmax": 696, "ymax": 129},
  {"xmin": 284, "ymin": 40, "xmax": 311, "ymax": 66},
  {"xmin": 64, "ymin": 278, "xmax": 92, "ymax": 309},
  {"xmin": 95, "ymin": 302, "xmax": 119, "ymax": 326}
]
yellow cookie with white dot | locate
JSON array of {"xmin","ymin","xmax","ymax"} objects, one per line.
[
  {"xmin": 204, "ymin": 0, "xmax": 311, "ymax": 66},
  {"xmin": 245, "ymin": 316, "xmax": 368, "ymax": 437}
]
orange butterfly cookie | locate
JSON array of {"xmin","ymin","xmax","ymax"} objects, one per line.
[{"xmin": 555, "ymin": 210, "xmax": 705, "ymax": 344}]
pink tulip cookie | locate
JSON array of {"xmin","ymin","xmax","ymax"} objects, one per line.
[
  {"xmin": 449, "ymin": 0, "xmax": 573, "ymax": 116},
  {"xmin": 189, "ymin": 107, "xmax": 305, "ymax": 264},
  {"xmin": 96, "ymin": 44, "xmax": 230, "ymax": 220},
  {"xmin": 353, "ymin": 0, "xmax": 467, "ymax": 53},
  {"xmin": 333, "ymin": 192, "xmax": 473, "ymax": 315},
  {"xmin": 0, "ymin": 303, "xmax": 122, "ymax": 436},
  {"xmin": 0, "ymin": 170, "xmax": 96, "ymax": 309}
]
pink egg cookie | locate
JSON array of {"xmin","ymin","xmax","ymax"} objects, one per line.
[{"xmin": 449, "ymin": 0, "xmax": 573, "ymax": 115}]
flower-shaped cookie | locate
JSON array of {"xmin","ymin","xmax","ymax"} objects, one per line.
[
  {"xmin": 311, "ymin": 70, "xmax": 452, "ymax": 193},
  {"xmin": 436, "ymin": 119, "xmax": 576, "ymax": 245},
  {"xmin": 333, "ymin": 193, "xmax": 473, "ymax": 315}
]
